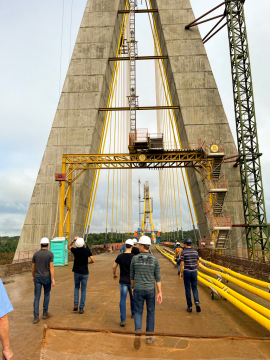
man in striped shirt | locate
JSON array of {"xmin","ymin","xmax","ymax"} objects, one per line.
[
  {"xmin": 130, "ymin": 236, "xmax": 162, "ymax": 348},
  {"xmin": 180, "ymin": 237, "xmax": 201, "ymax": 313}
]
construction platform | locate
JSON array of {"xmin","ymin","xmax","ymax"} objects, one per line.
[{"xmin": 4, "ymin": 248, "xmax": 270, "ymax": 359}]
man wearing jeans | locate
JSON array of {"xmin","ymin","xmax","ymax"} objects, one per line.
[
  {"xmin": 32, "ymin": 237, "xmax": 55, "ymax": 324},
  {"xmin": 70, "ymin": 237, "xmax": 95, "ymax": 314},
  {"xmin": 130, "ymin": 236, "xmax": 162, "ymax": 349},
  {"xmin": 113, "ymin": 239, "xmax": 134, "ymax": 326},
  {"xmin": 180, "ymin": 237, "xmax": 201, "ymax": 313}
]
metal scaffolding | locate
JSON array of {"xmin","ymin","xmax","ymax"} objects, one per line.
[
  {"xmin": 226, "ymin": 0, "xmax": 269, "ymax": 261},
  {"xmin": 128, "ymin": 0, "xmax": 138, "ymax": 133}
]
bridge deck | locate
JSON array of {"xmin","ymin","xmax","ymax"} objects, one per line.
[{"xmin": 4, "ymin": 249, "xmax": 270, "ymax": 359}]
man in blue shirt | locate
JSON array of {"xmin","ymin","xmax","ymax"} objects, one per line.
[
  {"xmin": 119, "ymin": 244, "xmax": 125, "ymax": 253},
  {"xmin": 0, "ymin": 279, "xmax": 14, "ymax": 359},
  {"xmin": 180, "ymin": 237, "xmax": 201, "ymax": 313}
]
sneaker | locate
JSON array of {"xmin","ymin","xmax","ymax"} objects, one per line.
[
  {"xmin": 120, "ymin": 320, "xmax": 125, "ymax": 327},
  {"xmin": 73, "ymin": 306, "xmax": 78, "ymax": 312},
  {"xmin": 79, "ymin": 308, "xmax": 84, "ymax": 314},
  {"xmin": 134, "ymin": 335, "xmax": 141, "ymax": 350},
  {"xmin": 42, "ymin": 312, "xmax": 50, "ymax": 320},
  {"xmin": 146, "ymin": 336, "xmax": 155, "ymax": 344},
  {"xmin": 196, "ymin": 304, "xmax": 201, "ymax": 313},
  {"xmin": 33, "ymin": 317, "xmax": 40, "ymax": 324},
  {"xmin": 186, "ymin": 307, "xmax": 192, "ymax": 313},
  {"xmin": 178, "ymin": 271, "xmax": 180, "ymax": 276},
  {"xmin": 131, "ymin": 314, "xmax": 134, "ymax": 319}
]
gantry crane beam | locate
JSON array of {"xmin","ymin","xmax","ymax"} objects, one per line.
[
  {"xmin": 57, "ymin": 150, "xmax": 220, "ymax": 239},
  {"xmin": 63, "ymin": 151, "xmax": 209, "ymax": 171}
]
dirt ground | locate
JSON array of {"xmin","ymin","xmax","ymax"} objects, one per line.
[{"xmin": 2, "ymin": 248, "xmax": 270, "ymax": 360}]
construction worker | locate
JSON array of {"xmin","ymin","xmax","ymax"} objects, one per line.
[
  {"xmin": 131, "ymin": 239, "xmax": 139, "ymax": 255},
  {"xmin": 180, "ymin": 237, "xmax": 201, "ymax": 313},
  {"xmin": 69, "ymin": 237, "xmax": 95, "ymax": 314},
  {"xmin": 130, "ymin": 236, "xmax": 162, "ymax": 349},
  {"xmin": 174, "ymin": 242, "xmax": 182, "ymax": 276},
  {"xmin": 173, "ymin": 239, "xmax": 177, "ymax": 250},
  {"xmin": 32, "ymin": 237, "xmax": 55, "ymax": 324},
  {"xmin": 112, "ymin": 239, "xmax": 135, "ymax": 326},
  {"xmin": 0, "ymin": 279, "xmax": 13, "ymax": 359}
]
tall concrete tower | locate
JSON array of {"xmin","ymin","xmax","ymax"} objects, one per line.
[{"xmin": 14, "ymin": 0, "xmax": 245, "ymax": 261}]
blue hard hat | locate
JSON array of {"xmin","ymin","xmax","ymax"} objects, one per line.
[{"xmin": 184, "ymin": 237, "xmax": 192, "ymax": 245}]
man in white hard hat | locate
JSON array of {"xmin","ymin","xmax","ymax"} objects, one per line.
[
  {"xmin": 32, "ymin": 237, "xmax": 55, "ymax": 324},
  {"xmin": 112, "ymin": 239, "xmax": 135, "ymax": 326},
  {"xmin": 131, "ymin": 239, "xmax": 139, "ymax": 255},
  {"xmin": 69, "ymin": 237, "xmax": 95, "ymax": 314},
  {"xmin": 130, "ymin": 235, "xmax": 162, "ymax": 348}
]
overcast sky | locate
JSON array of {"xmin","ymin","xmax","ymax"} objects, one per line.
[{"xmin": 0, "ymin": 0, "xmax": 269, "ymax": 236}]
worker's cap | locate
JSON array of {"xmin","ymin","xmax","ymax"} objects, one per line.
[
  {"xmin": 75, "ymin": 237, "xmax": 85, "ymax": 248},
  {"xmin": 138, "ymin": 235, "xmax": 151, "ymax": 246},
  {"xmin": 176, "ymin": 242, "xmax": 180, "ymax": 245},
  {"xmin": 40, "ymin": 237, "xmax": 50, "ymax": 245},
  {"xmin": 125, "ymin": 239, "xmax": 134, "ymax": 246},
  {"xmin": 133, "ymin": 239, "xmax": 137, "ymax": 244},
  {"xmin": 184, "ymin": 237, "xmax": 193, "ymax": 245}
]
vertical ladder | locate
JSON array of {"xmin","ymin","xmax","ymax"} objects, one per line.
[{"xmin": 129, "ymin": 0, "xmax": 138, "ymax": 133}]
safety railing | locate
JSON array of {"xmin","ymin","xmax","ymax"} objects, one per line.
[{"xmin": 203, "ymin": 203, "xmax": 231, "ymax": 227}]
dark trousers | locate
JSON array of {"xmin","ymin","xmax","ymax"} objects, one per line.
[
  {"xmin": 183, "ymin": 270, "xmax": 200, "ymax": 308},
  {"xmin": 134, "ymin": 289, "xmax": 155, "ymax": 332},
  {"xmin": 33, "ymin": 277, "xmax": 51, "ymax": 317}
]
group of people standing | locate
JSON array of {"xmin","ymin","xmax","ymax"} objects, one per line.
[{"xmin": 29, "ymin": 235, "xmax": 200, "ymax": 347}]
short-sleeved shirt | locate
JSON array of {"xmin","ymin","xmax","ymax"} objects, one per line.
[
  {"xmin": 0, "ymin": 279, "xmax": 14, "ymax": 318},
  {"xmin": 130, "ymin": 253, "xmax": 161, "ymax": 291},
  {"xmin": 180, "ymin": 248, "xmax": 199, "ymax": 271},
  {"xmin": 115, "ymin": 253, "xmax": 134, "ymax": 284},
  {"xmin": 71, "ymin": 246, "xmax": 92, "ymax": 275},
  {"xmin": 131, "ymin": 247, "xmax": 139, "ymax": 255},
  {"xmin": 32, "ymin": 249, "xmax": 54, "ymax": 277}
]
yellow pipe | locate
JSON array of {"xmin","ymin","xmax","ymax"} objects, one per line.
[
  {"xmin": 156, "ymin": 246, "xmax": 270, "ymax": 329},
  {"xmin": 198, "ymin": 276, "xmax": 270, "ymax": 331},
  {"xmin": 199, "ymin": 263, "xmax": 270, "ymax": 302},
  {"xmin": 200, "ymin": 258, "xmax": 270, "ymax": 290},
  {"xmin": 198, "ymin": 272, "xmax": 270, "ymax": 319}
]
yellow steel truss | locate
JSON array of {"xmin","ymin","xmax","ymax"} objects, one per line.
[{"xmin": 58, "ymin": 150, "xmax": 222, "ymax": 240}]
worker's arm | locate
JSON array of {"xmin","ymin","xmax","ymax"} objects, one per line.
[
  {"xmin": 197, "ymin": 260, "xmax": 200, "ymax": 268},
  {"xmin": 154, "ymin": 260, "xmax": 162, "ymax": 304},
  {"xmin": 50, "ymin": 262, "xmax": 56, "ymax": 286},
  {"xmin": 0, "ymin": 315, "xmax": 13, "ymax": 360},
  {"xmin": 89, "ymin": 256, "xmax": 95, "ymax": 264},
  {"xmin": 69, "ymin": 237, "xmax": 78, "ymax": 250},
  {"xmin": 31, "ymin": 263, "xmax": 35, "ymax": 281},
  {"xmin": 130, "ymin": 258, "xmax": 135, "ymax": 294},
  {"xmin": 112, "ymin": 262, "xmax": 118, "ymax": 280},
  {"xmin": 156, "ymin": 282, "xmax": 162, "ymax": 304},
  {"xmin": 180, "ymin": 261, "xmax": 184, "ymax": 279}
]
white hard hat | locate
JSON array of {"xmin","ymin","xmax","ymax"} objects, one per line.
[
  {"xmin": 125, "ymin": 239, "xmax": 134, "ymax": 246},
  {"xmin": 40, "ymin": 237, "xmax": 50, "ymax": 245},
  {"xmin": 176, "ymin": 242, "xmax": 180, "ymax": 245},
  {"xmin": 138, "ymin": 235, "xmax": 151, "ymax": 246},
  {"xmin": 75, "ymin": 237, "xmax": 85, "ymax": 248},
  {"xmin": 133, "ymin": 239, "xmax": 137, "ymax": 244}
]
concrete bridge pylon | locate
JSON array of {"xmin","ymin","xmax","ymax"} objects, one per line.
[{"xmin": 14, "ymin": 0, "xmax": 245, "ymax": 262}]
